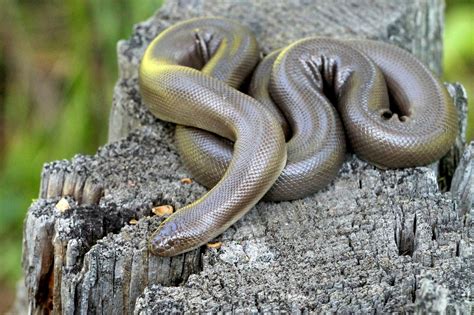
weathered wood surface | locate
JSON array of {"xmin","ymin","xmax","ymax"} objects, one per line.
[{"xmin": 19, "ymin": 0, "xmax": 472, "ymax": 314}]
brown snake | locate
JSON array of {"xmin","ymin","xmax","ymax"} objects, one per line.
[{"xmin": 139, "ymin": 17, "xmax": 458, "ymax": 256}]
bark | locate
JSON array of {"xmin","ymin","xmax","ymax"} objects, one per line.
[{"xmin": 19, "ymin": 0, "xmax": 472, "ymax": 314}]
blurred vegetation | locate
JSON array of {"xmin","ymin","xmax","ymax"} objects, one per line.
[
  {"xmin": 0, "ymin": 0, "xmax": 163, "ymax": 290},
  {"xmin": 445, "ymin": 0, "xmax": 474, "ymax": 140},
  {"xmin": 0, "ymin": 0, "xmax": 472, "ymax": 299}
]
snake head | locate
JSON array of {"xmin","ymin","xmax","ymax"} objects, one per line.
[{"xmin": 149, "ymin": 220, "xmax": 182, "ymax": 257}]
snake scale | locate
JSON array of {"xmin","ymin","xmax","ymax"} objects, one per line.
[{"xmin": 139, "ymin": 17, "xmax": 458, "ymax": 256}]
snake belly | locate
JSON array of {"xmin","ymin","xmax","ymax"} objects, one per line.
[
  {"xmin": 140, "ymin": 18, "xmax": 458, "ymax": 256},
  {"xmin": 139, "ymin": 18, "xmax": 287, "ymax": 256}
]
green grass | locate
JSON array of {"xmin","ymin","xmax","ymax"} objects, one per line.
[{"xmin": 0, "ymin": 0, "xmax": 472, "ymax": 290}]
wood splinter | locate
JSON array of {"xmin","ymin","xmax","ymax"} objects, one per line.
[
  {"xmin": 180, "ymin": 178, "xmax": 193, "ymax": 184},
  {"xmin": 55, "ymin": 198, "xmax": 71, "ymax": 213},
  {"xmin": 152, "ymin": 205, "xmax": 174, "ymax": 216},
  {"xmin": 206, "ymin": 241, "xmax": 222, "ymax": 249}
]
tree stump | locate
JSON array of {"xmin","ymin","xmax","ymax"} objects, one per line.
[{"xmin": 20, "ymin": 0, "xmax": 472, "ymax": 313}]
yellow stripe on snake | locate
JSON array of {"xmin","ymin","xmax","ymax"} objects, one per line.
[{"xmin": 139, "ymin": 17, "xmax": 458, "ymax": 256}]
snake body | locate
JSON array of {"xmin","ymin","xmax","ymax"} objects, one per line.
[{"xmin": 139, "ymin": 18, "xmax": 458, "ymax": 256}]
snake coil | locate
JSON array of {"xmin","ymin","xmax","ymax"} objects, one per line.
[{"xmin": 139, "ymin": 17, "xmax": 458, "ymax": 257}]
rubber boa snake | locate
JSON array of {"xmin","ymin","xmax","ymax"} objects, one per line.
[{"xmin": 139, "ymin": 17, "xmax": 458, "ymax": 256}]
